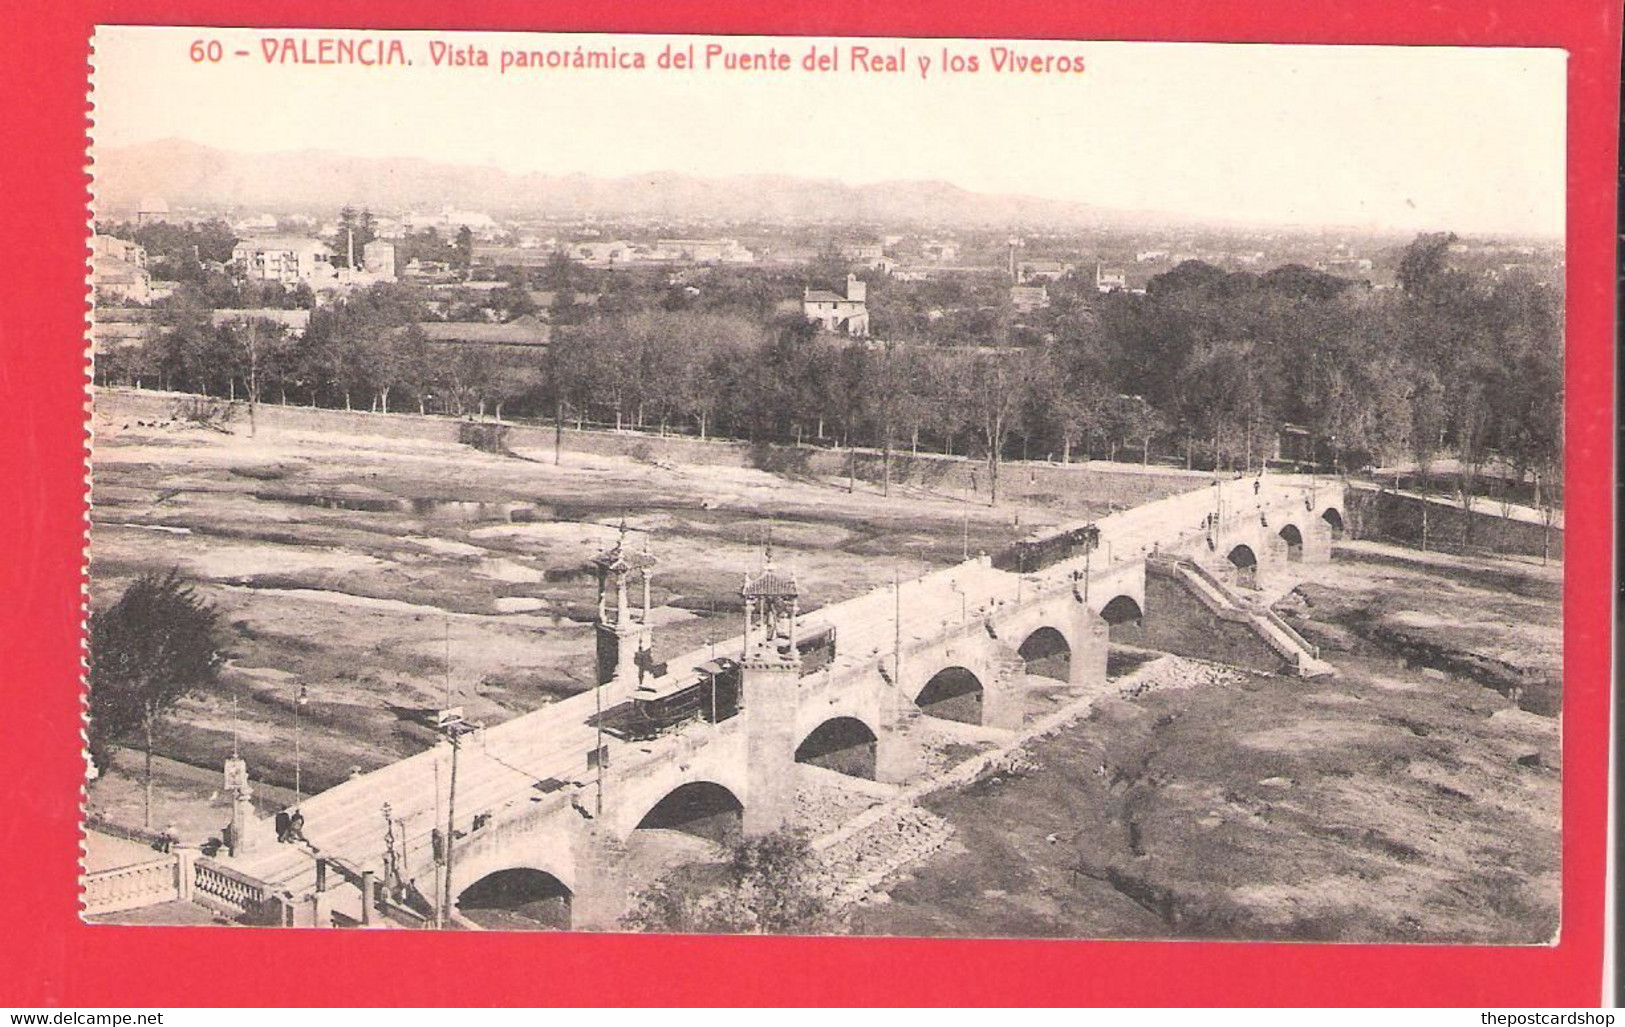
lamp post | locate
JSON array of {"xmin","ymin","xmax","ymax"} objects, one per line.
[
  {"xmin": 435, "ymin": 706, "xmax": 473, "ymax": 929},
  {"xmin": 293, "ymin": 684, "xmax": 308, "ymax": 804},
  {"xmin": 962, "ymin": 475, "xmax": 971, "ymax": 561}
]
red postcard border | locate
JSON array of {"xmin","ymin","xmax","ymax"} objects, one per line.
[{"xmin": 0, "ymin": 0, "xmax": 1615, "ymax": 1007}]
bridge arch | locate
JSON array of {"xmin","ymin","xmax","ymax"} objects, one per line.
[
  {"xmin": 795, "ymin": 716, "xmax": 879, "ymax": 780},
  {"xmin": 634, "ymin": 781, "xmax": 744, "ymax": 844},
  {"xmin": 1099, "ymin": 593, "xmax": 1146, "ymax": 645},
  {"xmin": 1099, "ymin": 594, "xmax": 1144, "ymax": 627},
  {"xmin": 456, "ymin": 866, "xmax": 572, "ymax": 930},
  {"xmin": 915, "ymin": 666, "xmax": 985, "ymax": 725},
  {"xmin": 1017, "ymin": 625, "xmax": 1071, "ymax": 682},
  {"xmin": 1277, "ymin": 523, "xmax": 1304, "ymax": 562},
  {"xmin": 1226, "ymin": 544, "xmax": 1259, "ymax": 588},
  {"xmin": 1321, "ymin": 506, "xmax": 1345, "ymax": 540}
]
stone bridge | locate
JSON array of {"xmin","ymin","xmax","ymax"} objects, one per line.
[{"xmin": 218, "ymin": 474, "xmax": 1347, "ymax": 930}]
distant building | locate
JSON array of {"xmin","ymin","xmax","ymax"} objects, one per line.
[
  {"xmin": 841, "ymin": 242, "xmax": 885, "ymax": 263},
  {"xmin": 1315, "ymin": 256, "xmax": 1374, "ymax": 276},
  {"xmin": 1018, "ymin": 259, "xmax": 1073, "ymax": 283},
  {"xmin": 232, "ymin": 213, "xmax": 279, "ymax": 235},
  {"xmin": 90, "ymin": 306, "xmax": 161, "ymax": 354},
  {"xmin": 402, "ymin": 258, "xmax": 457, "ymax": 283},
  {"xmin": 404, "ymin": 208, "xmax": 498, "ymax": 236},
  {"xmin": 135, "ymin": 196, "xmax": 170, "ymax": 226},
  {"xmin": 210, "ymin": 308, "xmax": 313, "ymax": 337},
  {"xmin": 802, "ymin": 274, "xmax": 870, "ymax": 336},
  {"xmin": 1010, "ymin": 284, "xmax": 1050, "ymax": 313},
  {"xmin": 656, "ymin": 239, "xmax": 755, "ymax": 264},
  {"xmin": 569, "ymin": 240, "xmax": 636, "ymax": 267},
  {"xmin": 412, "ymin": 314, "xmax": 551, "ymax": 349},
  {"xmin": 233, "ymin": 237, "xmax": 336, "ymax": 285},
  {"xmin": 921, "ymin": 240, "xmax": 958, "ymax": 263},
  {"xmin": 362, "ymin": 239, "xmax": 397, "ymax": 280},
  {"xmin": 1095, "ymin": 264, "xmax": 1127, "ymax": 292},
  {"xmin": 91, "ymin": 235, "xmax": 152, "ymax": 303}
]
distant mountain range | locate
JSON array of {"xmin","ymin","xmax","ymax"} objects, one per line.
[{"xmin": 94, "ymin": 138, "xmax": 1177, "ymax": 229}]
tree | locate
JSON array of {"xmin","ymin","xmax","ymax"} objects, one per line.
[
  {"xmin": 88, "ymin": 571, "xmax": 223, "ymax": 827},
  {"xmin": 454, "ymin": 226, "xmax": 475, "ymax": 279},
  {"xmin": 622, "ymin": 830, "xmax": 833, "ymax": 934},
  {"xmin": 335, "ymin": 207, "xmax": 378, "ymax": 268},
  {"xmin": 967, "ymin": 348, "xmax": 1044, "ymax": 505},
  {"xmin": 1397, "ymin": 232, "xmax": 1459, "ymax": 299}
]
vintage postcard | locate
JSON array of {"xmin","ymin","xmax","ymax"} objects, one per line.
[{"xmin": 82, "ymin": 26, "xmax": 1566, "ymax": 943}]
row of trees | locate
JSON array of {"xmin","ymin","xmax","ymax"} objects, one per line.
[{"xmin": 99, "ymin": 232, "xmax": 1565, "ymax": 505}]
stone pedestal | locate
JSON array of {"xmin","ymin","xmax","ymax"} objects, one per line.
[
  {"xmin": 223, "ymin": 757, "xmax": 265, "ymax": 858},
  {"xmin": 173, "ymin": 846, "xmax": 197, "ymax": 902},
  {"xmin": 595, "ymin": 620, "xmax": 640, "ymax": 687}
]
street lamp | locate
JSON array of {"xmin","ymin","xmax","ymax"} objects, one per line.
[
  {"xmin": 293, "ymin": 684, "xmax": 309, "ymax": 804},
  {"xmin": 434, "ymin": 705, "xmax": 477, "ymax": 928}
]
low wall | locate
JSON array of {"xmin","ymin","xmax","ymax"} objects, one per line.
[
  {"xmin": 1345, "ymin": 486, "xmax": 1563, "ymax": 560},
  {"xmin": 94, "ymin": 388, "xmax": 1207, "ymax": 511}
]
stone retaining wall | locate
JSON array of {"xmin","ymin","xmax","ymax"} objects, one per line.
[{"xmin": 1345, "ymin": 486, "xmax": 1564, "ymax": 560}]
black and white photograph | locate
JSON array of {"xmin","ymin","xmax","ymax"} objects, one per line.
[{"xmin": 82, "ymin": 28, "xmax": 1565, "ymax": 943}]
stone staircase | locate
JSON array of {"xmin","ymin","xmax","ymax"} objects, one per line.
[{"xmin": 1163, "ymin": 558, "xmax": 1333, "ymax": 677}]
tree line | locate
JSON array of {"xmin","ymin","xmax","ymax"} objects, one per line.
[{"xmin": 98, "ymin": 232, "xmax": 1564, "ymax": 505}]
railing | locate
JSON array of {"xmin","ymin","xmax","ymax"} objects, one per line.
[
  {"xmin": 82, "ymin": 855, "xmax": 180, "ymax": 915},
  {"xmin": 1261, "ymin": 607, "xmax": 1319, "ymax": 659},
  {"xmin": 1165, "ymin": 560, "xmax": 1247, "ymax": 621},
  {"xmin": 192, "ymin": 857, "xmax": 278, "ymax": 920}
]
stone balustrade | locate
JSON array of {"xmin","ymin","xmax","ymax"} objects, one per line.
[{"xmin": 82, "ymin": 855, "xmax": 180, "ymax": 915}]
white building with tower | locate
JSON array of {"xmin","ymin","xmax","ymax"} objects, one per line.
[{"xmin": 802, "ymin": 274, "xmax": 870, "ymax": 336}]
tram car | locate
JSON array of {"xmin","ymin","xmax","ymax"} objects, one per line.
[
  {"xmin": 611, "ymin": 658, "xmax": 744, "ymax": 741},
  {"xmin": 992, "ymin": 523, "xmax": 1102, "ymax": 574},
  {"xmin": 795, "ymin": 621, "xmax": 838, "ymax": 675}
]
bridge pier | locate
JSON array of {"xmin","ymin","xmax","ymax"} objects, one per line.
[
  {"xmin": 981, "ymin": 644, "xmax": 1027, "ymax": 731},
  {"xmin": 742, "ymin": 650, "xmax": 801, "ymax": 838},
  {"xmin": 1305, "ymin": 520, "xmax": 1335, "ymax": 563},
  {"xmin": 874, "ymin": 702, "xmax": 926, "ymax": 785},
  {"xmin": 1068, "ymin": 604, "xmax": 1110, "ymax": 690},
  {"xmin": 571, "ymin": 818, "xmax": 629, "ymax": 932}
]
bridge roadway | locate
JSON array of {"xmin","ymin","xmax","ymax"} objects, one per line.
[{"xmin": 227, "ymin": 472, "xmax": 1342, "ymax": 917}]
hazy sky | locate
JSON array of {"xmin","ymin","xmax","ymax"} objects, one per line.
[{"xmin": 92, "ymin": 28, "xmax": 1566, "ymax": 236}]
